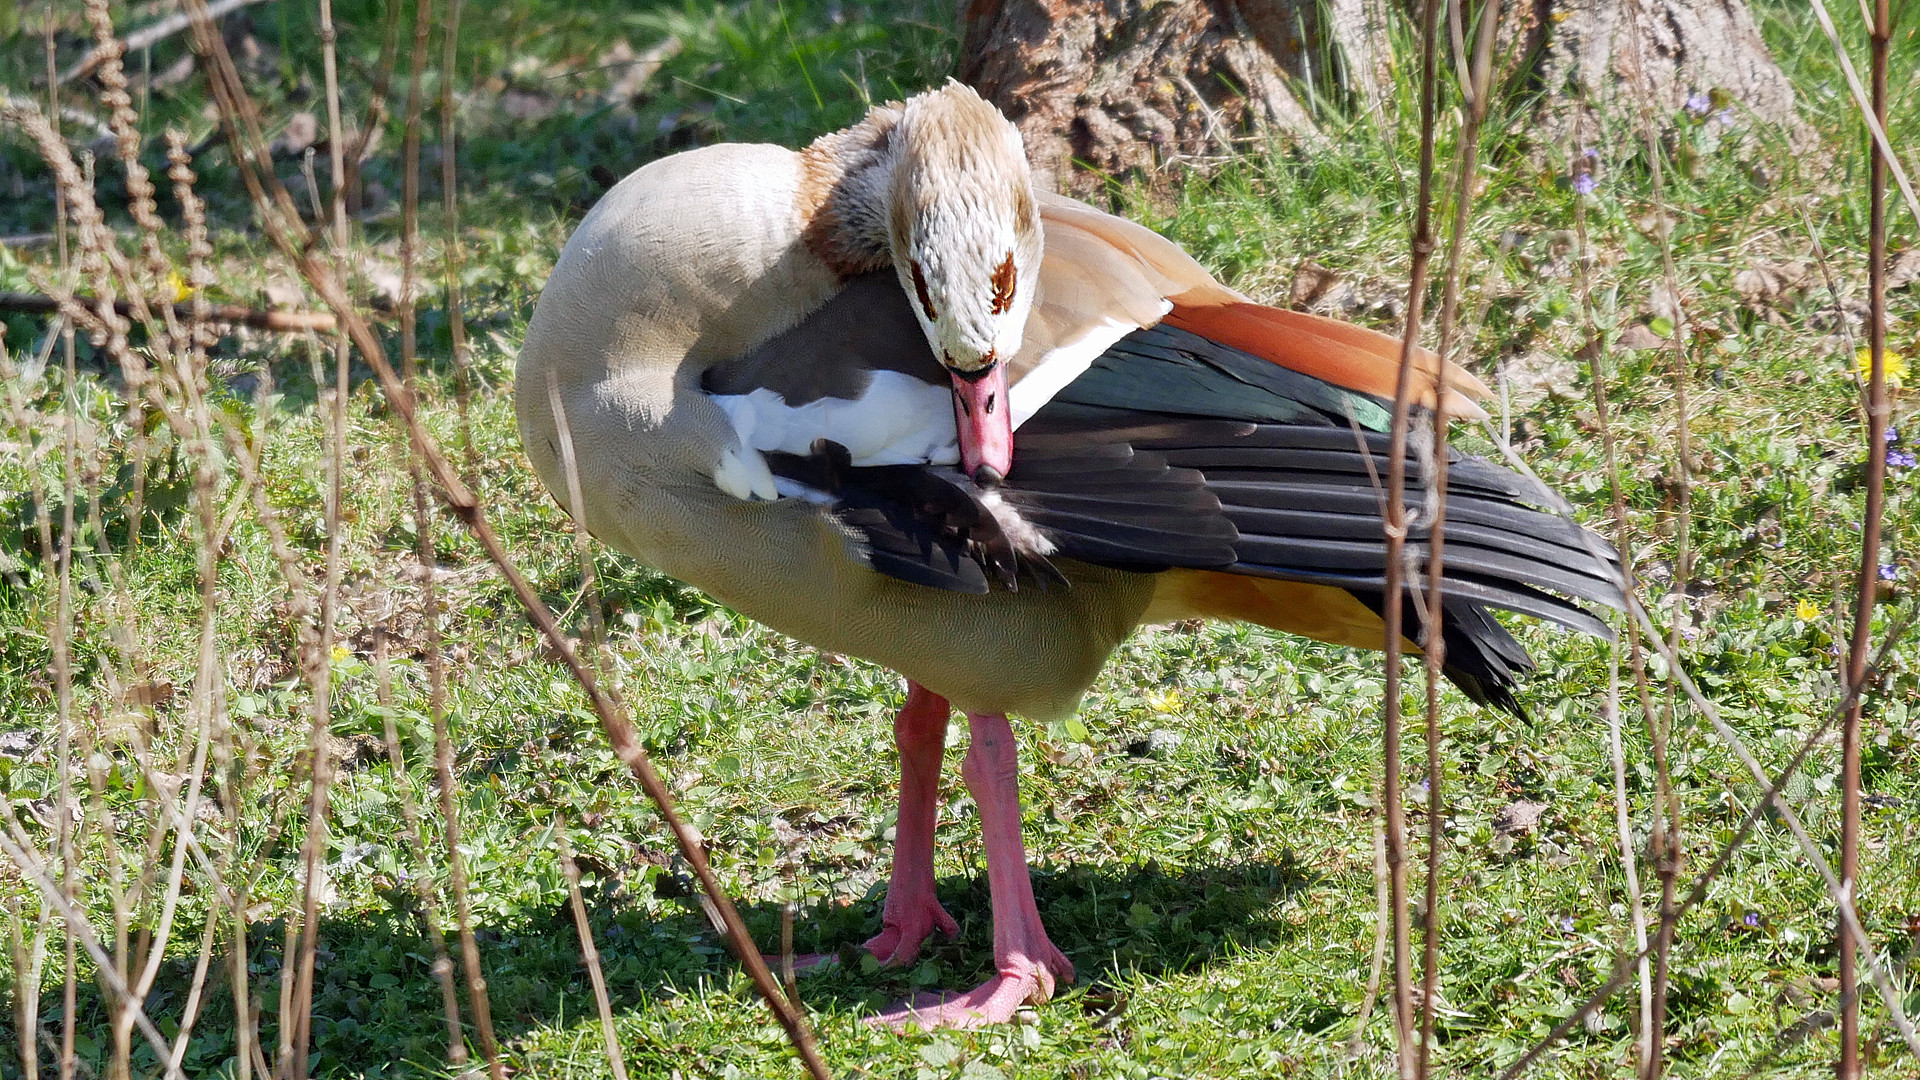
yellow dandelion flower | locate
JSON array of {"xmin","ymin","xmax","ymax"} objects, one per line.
[
  {"xmin": 1854, "ymin": 347, "xmax": 1909, "ymax": 390},
  {"xmin": 1794, "ymin": 598, "xmax": 1820, "ymax": 621},
  {"xmin": 331, "ymin": 645, "xmax": 350, "ymax": 663},
  {"xmin": 166, "ymin": 270, "xmax": 194, "ymax": 303},
  {"xmin": 1146, "ymin": 689, "xmax": 1182, "ymax": 714}
]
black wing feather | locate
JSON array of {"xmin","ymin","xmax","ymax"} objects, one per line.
[{"xmin": 756, "ymin": 318, "xmax": 1619, "ymax": 717}]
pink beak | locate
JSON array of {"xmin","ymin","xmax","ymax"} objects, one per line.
[{"xmin": 951, "ymin": 363, "xmax": 1013, "ymax": 484}]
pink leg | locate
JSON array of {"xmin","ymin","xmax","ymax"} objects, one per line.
[
  {"xmin": 875, "ymin": 711, "xmax": 1074, "ymax": 1030},
  {"xmin": 784, "ymin": 682, "xmax": 957, "ymax": 972},
  {"xmin": 862, "ymin": 682, "xmax": 961, "ymax": 965}
]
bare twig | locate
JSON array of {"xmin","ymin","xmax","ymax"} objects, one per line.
[
  {"xmin": 57, "ymin": 0, "xmax": 273, "ymax": 85},
  {"xmin": 1381, "ymin": 0, "xmax": 1445, "ymax": 1070},
  {"xmin": 1348, "ymin": 821, "xmax": 1393, "ymax": 1063},
  {"xmin": 1841, "ymin": 0, "xmax": 1895, "ymax": 1072},
  {"xmin": 370, "ymin": 629, "xmax": 470, "ymax": 1064},
  {"xmin": 0, "ymin": 819, "xmax": 185, "ymax": 1080},
  {"xmin": 1613, "ymin": 21, "xmax": 1699, "ymax": 1075},
  {"xmin": 1412, "ymin": 1, "xmax": 1500, "ymax": 1073},
  {"xmin": 556, "ymin": 820, "xmax": 632, "ymax": 1080},
  {"xmin": 389, "ymin": 0, "xmax": 507, "ymax": 1072},
  {"xmin": 163, "ymin": 915, "xmax": 222, "ymax": 1076},
  {"xmin": 1564, "ymin": 126, "xmax": 1657, "ymax": 1072},
  {"xmin": 172, "ymin": 6, "xmax": 834, "ymax": 1069},
  {"xmin": 440, "ymin": 0, "xmax": 476, "ymax": 476},
  {"xmin": 1806, "ymin": 0, "xmax": 1920, "ymax": 232},
  {"xmin": 0, "ymin": 290, "xmax": 337, "ymax": 331},
  {"xmin": 1492, "ymin": 614, "xmax": 1916, "ymax": 1078},
  {"xmin": 343, "ymin": 0, "xmax": 406, "ymax": 213}
]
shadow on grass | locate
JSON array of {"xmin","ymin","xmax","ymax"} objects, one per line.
[{"xmin": 4, "ymin": 856, "xmax": 1312, "ymax": 1077}]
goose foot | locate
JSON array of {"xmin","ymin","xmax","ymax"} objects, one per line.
[
  {"xmin": 872, "ymin": 710, "xmax": 1075, "ymax": 1030},
  {"xmin": 767, "ymin": 893, "xmax": 959, "ymax": 975},
  {"xmin": 871, "ymin": 950, "xmax": 1070, "ymax": 1030},
  {"xmin": 863, "ymin": 895, "xmax": 961, "ymax": 966}
]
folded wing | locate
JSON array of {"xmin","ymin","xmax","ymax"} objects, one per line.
[{"xmin": 704, "ymin": 199, "xmax": 1622, "ymax": 715}]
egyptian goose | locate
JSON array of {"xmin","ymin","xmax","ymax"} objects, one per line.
[{"xmin": 516, "ymin": 82, "xmax": 1621, "ymax": 1029}]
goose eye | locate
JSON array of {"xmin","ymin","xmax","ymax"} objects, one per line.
[
  {"xmin": 910, "ymin": 260, "xmax": 937, "ymax": 321},
  {"xmin": 989, "ymin": 251, "xmax": 1017, "ymax": 315}
]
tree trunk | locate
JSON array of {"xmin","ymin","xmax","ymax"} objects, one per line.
[
  {"xmin": 960, "ymin": 0, "xmax": 1809, "ymax": 193},
  {"xmin": 1516, "ymin": 0, "xmax": 1809, "ymax": 151},
  {"xmin": 959, "ymin": 0, "xmax": 1326, "ymax": 195}
]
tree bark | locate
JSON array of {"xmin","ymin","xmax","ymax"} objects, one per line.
[
  {"xmin": 1510, "ymin": 0, "xmax": 1809, "ymax": 150},
  {"xmin": 959, "ymin": 0, "xmax": 1325, "ymax": 195},
  {"xmin": 960, "ymin": 0, "xmax": 1809, "ymax": 193}
]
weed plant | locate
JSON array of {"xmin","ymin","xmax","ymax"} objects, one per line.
[{"xmin": 1, "ymin": 0, "xmax": 1917, "ymax": 1077}]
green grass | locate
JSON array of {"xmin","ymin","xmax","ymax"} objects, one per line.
[{"xmin": 4, "ymin": 0, "xmax": 1920, "ymax": 1077}]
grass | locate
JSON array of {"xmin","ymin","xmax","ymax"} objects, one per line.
[{"xmin": 3, "ymin": 0, "xmax": 1920, "ymax": 1076}]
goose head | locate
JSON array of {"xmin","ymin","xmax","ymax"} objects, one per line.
[{"xmin": 887, "ymin": 83, "xmax": 1041, "ymax": 485}]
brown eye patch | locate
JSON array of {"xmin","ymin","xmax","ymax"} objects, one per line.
[
  {"xmin": 989, "ymin": 251, "xmax": 1017, "ymax": 315},
  {"xmin": 910, "ymin": 260, "xmax": 937, "ymax": 321}
]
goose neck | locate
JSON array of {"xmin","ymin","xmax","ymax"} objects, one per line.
[{"xmin": 798, "ymin": 105, "xmax": 905, "ymax": 277}]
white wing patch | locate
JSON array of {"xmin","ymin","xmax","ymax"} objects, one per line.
[
  {"xmin": 708, "ymin": 302, "xmax": 1170, "ymax": 502},
  {"xmin": 709, "ymin": 370, "xmax": 958, "ymax": 500},
  {"xmin": 1009, "ymin": 302, "xmax": 1170, "ymax": 429}
]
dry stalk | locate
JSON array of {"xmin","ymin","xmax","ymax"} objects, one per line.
[
  {"xmin": 370, "ymin": 631, "xmax": 470, "ymax": 1064},
  {"xmin": 1480, "ymin": 430, "xmax": 1920, "ymax": 1067},
  {"xmin": 390, "ymin": 1, "xmax": 507, "ymax": 1071},
  {"xmin": 1806, "ymin": 0, "xmax": 1920, "ymax": 231},
  {"xmin": 0, "ymin": 802, "xmax": 184, "ymax": 1079},
  {"xmin": 78, "ymin": 16, "xmax": 225, "ymax": 1072},
  {"xmin": 1840, "ymin": 0, "xmax": 1895, "ymax": 1072},
  {"xmin": 555, "ymin": 819, "xmax": 633, "ymax": 1080},
  {"xmin": 1381, "ymin": 0, "xmax": 1446, "ymax": 1070},
  {"xmin": 24, "ymin": 42, "xmax": 81, "ymax": 1076},
  {"xmin": 0, "ymin": 335, "xmax": 75, "ymax": 1074},
  {"xmin": 277, "ymin": 0, "xmax": 362, "ymax": 1064},
  {"xmin": 1346, "ymin": 821, "xmax": 1392, "ymax": 1064},
  {"xmin": 1612, "ymin": 27, "xmax": 1701, "ymax": 1077},
  {"xmin": 162, "ymin": 914, "xmax": 221, "ymax": 1075},
  {"xmin": 416, "ymin": 476, "xmax": 507, "ymax": 1076},
  {"xmin": 344, "ymin": 0, "xmax": 407, "ymax": 214},
  {"xmin": 399, "ymin": 0, "xmax": 434, "ymax": 389},
  {"xmin": 57, "ymin": 0, "xmax": 271, "ymax": 84},
  {"xmin": 1564, "ymin": 134, "xmax": 1657, "ymax": 1069},
  {"xmin": 548, "ymin": 371, "xmax": 613, "ymax": 674},
  {"xmin": 440, "ymin": 0, "xmax": 477, "ymax": 475},
  {"xmin": 545, "ymin": 365, "xmax": 630, "ymax": 1068},
  {"xmin": 9, "ymin": 892, "xmax": 52, "ymax": 1080},
  {"xmin": 0, "ymin": 326, "xmax": 55, "ymax": 1080},
  {"xmin": 175, "ymin": 1, "xmax": 833, "ymax": 1074},
  {"xmin": 0, "ymin": 292, "xmax": 336, "ymax": 331},
  {"xmin": 1491, "ymin": 613, "xmax": 1916, "ymax": 1077},
  {"xmin": 1408, "ymin": 0, "xmax": 1501, "ymax": 1070}
]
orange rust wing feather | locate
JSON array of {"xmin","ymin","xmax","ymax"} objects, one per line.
[{"xmin": 1161, "ymin": 301, "xmax": 1490, "ymax": 421}]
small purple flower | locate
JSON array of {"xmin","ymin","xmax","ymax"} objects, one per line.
[
  {"xmin": 1581, "ymin": 147, "xmax": 1600, "ymax": 161},
  {"xmin": 1881, "ymin": 563, "xmax": 1898, "ymax": 582},
  {"xmin": 1716, "ymin": 109, "xmax": 1736, "ymax": 127},
  {"xmin": 1685, "ymin": 92, "xmax": 1712, "ymax": 116},
  {"xmin": 1558, "ymin": 914, "xmax": 1576, "ymax": 933},
  {"xmin": 1889, "ymin": 448, "xmax": 1917, "ymax": 469},
  {"xmin": 1573, "ymin": 173, "xmax": 1598, "ymax": 196},
  {"xmin": 1743, "ymin": 911, "xmax": 1761, "ymax": 928},
  {"xmin": 1886, "ymin": 427, "xmax": 1899, "ymax": 444}
]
